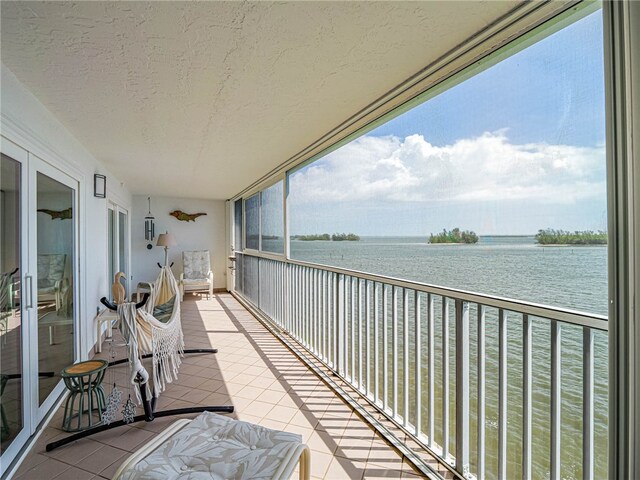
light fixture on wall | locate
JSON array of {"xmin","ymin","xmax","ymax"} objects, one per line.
[
  {"xmin": 156, "ymin": 232, "xmax": 177, "ymax": 266},
  {"xmin": 94, "ymin": 174, "xmax": 106, "ymax": 198},
  {"xmin": 145, "ymin": 197, "xmax": 155, "ymax": 250}
]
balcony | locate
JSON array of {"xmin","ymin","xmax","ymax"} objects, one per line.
[
  {"xmin": 3, "ymin": 2, "xmax": 638, "ymax": 477},
  {"xmin": 12, "ymin": 251, "xmax": 609, "ymax": 479},
  {"xmin": 13, "ymin": 294, "xmax": 449, "ymax": 480}
]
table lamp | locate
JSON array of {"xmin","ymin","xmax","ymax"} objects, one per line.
[{"xmin": 156, "ymin": 232, "xmax": 177, "ymax": 266}]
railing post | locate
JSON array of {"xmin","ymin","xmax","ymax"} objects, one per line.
[
  {"xmin": 374, "ymin": 283, "xmax": 380, "ymax": 403},
  {"xmin": 358, "ymin": 279, "xmax": 364, "ymax": 390},
  {"xmin": 455, "ymin": 299, "xmax": 470, "ymax": 478},
  {"xmin": 403, "ymin": 288, "xmax": 410, "ymax": 427},
  {"xmin": 336, "ymin": 274, "xmax": 344, "ymax": 376},
  {"xmin": 498, "ymin": 309, "xmax": 507, "ymax": 479},
  {"xmin": 523, "ymin": 314, "xmax": 532, "ymax": 480},
  {"xmin": 392, "ymin": 286, "xmax": 399, "ymax": 418},
  {"xmin": 383, "ymin": 285, "xmax": 389, "ymax": 412},
  {"xmin": 583, "ymin": 327, "xmax": 594, "ymax": 480},
  {"xmin": 285, "ymin": 261, "xmax": 291, "ymax": 332},
  {"xmin": 550, "ymin": 319, "xmax": 561, "ymax": 480},
  {"xmin": 414, "ymin": 291, "xmax": 421, "ymax": 437},
  {"xmin": 257, "ymin": 257, "xmax": 262, "ymax": 309},
  {"xmin": 351, "ymin": 277, "xmax": 356, "ymax": 383},
  {"xmin": 477, "ymin": 305, "xmax": 485, "ymax": 479},
  {"xmin": 442, "ymin": 297, "xmax": 450, "ymax": 461},
  {"xmin": 366, "ymin": 280, "xmax": 372, "ymax": 397},
  {"xmin": 428, "ymin": 293, "xmax": 435, "ymax": 447}
]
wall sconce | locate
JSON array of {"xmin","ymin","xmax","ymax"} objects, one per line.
[
  {"xmin": 94, "ymin": 174, "xmax": 106, "ymax": 198},
  {"xmin": 145, "ymin": 196, "xmax": 155, "ymax": 250}
]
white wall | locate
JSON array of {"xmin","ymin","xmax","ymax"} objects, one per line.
[
  {"xmin": 1, "ymin": 64, "xmax": 132, "ymax": 357},
  {"xmin": 131, "ymin": 195, "xmax": 227, "ymax": 291}
]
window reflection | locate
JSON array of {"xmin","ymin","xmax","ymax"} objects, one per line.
[
  {"xmin": 0, "ymin": 154, "xmax": 23, "ymax": 453},
  {"xmin": 36, "ymin": 173, "xmax": 74, "ymax": 405},
  {"xmin": 261, "ymin": 181, "xmax": 284, "ymax": 254}
]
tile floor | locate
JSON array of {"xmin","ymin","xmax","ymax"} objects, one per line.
[{"xmin": 13, "ymin": 294, "xmax": 449, "ymax": 479}]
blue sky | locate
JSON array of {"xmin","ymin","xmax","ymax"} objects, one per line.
[
  {"xmin": 288, "ymin": 9, "xmax": 606, "ymax": 236},
  {"xmin": 372, "ymin": 11, "xmax": 605, "ymax": 148}
]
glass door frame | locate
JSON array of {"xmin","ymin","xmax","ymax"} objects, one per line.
[
  {"xmin": 26, "ymin": 153, "xmax": 80, "ymax": 427},
  {"xmin": 0, "ymin": 137, "xmax": 31, "ymax": 469},
  {"xmin": 107, "ymin": 202, "xmax": 130, "ymax": 298}
]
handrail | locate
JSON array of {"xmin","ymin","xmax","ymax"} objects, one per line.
[{"xmin": 235, "ymin": 251, "xmax": 608, "ymax": 331}]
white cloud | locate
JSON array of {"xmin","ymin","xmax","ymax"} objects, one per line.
[{"xmin": 289, "ymin": 131, "xmax": 605, "ymax": 205}]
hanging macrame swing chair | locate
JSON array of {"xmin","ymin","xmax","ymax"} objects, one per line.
[{"xmin": 46, "ymin": 266, "xmax": 233, "ymax": 451}]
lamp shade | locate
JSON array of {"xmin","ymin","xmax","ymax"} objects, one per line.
[{"xmin": 156, "ymin": 233, "xmax": 177, "ymax": 247}]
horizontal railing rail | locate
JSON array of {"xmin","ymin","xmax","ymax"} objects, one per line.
[
  {"xmin": 237, "ymin": 252, "xmax": 607, "ymax": 332},
  {"xmin": 234, "ymin": 251, "xmax": 608, "ymax": 480}
]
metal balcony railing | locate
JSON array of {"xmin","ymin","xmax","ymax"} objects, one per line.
[{"xmin": 234, "ymin": 251, "xmax": 608, "ymax": 480}]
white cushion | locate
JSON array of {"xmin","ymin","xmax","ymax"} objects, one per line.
[
  {"xmin": 118, "ymin": 411, "xmax": 303, "ymax": 480},
  {"xmin": 182, "ymin": 278, "xmax": 211, "ymax": 286},
  {"xmin": 183, "ymin": 250, "xmax": 211, "ymax": 280}
]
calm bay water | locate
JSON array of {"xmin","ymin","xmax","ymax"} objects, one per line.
[
  {"xmin": 290, "ymin": 236, "xmax": 608, "ymax": 316},
  {"xmin": 288, "ymin": 236, "xmax": 609, "ymax": 480}
]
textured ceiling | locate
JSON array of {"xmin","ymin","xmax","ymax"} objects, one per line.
[{"xmin": 1, "ymin": 1, "xmax": 520, "ymax": 199}]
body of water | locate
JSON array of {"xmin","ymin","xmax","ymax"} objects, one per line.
[
  {"xmin": 290, "ymin": 235, "xmax": 608, "ymax": 316},
  {"xmin": 286, "ymin": 235, "xmax": 609, "ymax": 479}
]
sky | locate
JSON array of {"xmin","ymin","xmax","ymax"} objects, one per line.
[{"xmin": 288, "ymin": 9, "xmax": 607, "ymax": 237}]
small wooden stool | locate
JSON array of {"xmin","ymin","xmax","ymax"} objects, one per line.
[
  {"xmin": 61, "ymin": 360, "xmax": 108, "ymax": 432},
  {"xmin": 113, "ymin": 411, "xmax": 310, "ymax": 479}
]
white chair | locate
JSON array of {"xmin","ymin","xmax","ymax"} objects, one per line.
[
  {"xmin": 37, "ymin": 254, "xmax": 67, "ymax": 311},
  {"xmin": 179, "ymin": 250, "xmax": 213, "ymax": 301}
]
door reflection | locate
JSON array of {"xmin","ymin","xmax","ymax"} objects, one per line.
[
  {"xmin": 36, "ymin": 173, "xmax": 74, "ymax": 405},
  {"xmin": 0, "ymin": 154, "xmax": 23, "ymax": 454}
]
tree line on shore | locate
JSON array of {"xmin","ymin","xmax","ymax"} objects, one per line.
[
  {"xmin": 292, "ymin": 233, "xmax": 360, "ymax": 241},
  {"xmin": 429, "ymin": 228, "xmax": 478, "ymax": 244},
  {"xmin": 289, "ymin": 228, "xmax": 608, "ymax": 245},
  {"xmin": 535, "ymin": 229, "xmax": 607, "ymax": 245}
]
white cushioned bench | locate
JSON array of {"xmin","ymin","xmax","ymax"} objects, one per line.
[{"xmin": 113, "ymin": 411, "xmax": 310, "ymax": 480}]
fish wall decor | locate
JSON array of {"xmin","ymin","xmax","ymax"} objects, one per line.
[
  {"xmin": 37, "ymin": 208, "xmax": 73, "ymax": 220},
  {"xmin": 169, "ymin": 210, "xmax": 207, "ymax": 222}
]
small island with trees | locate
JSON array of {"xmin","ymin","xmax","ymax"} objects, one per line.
[
  {"xmin": 429, "ymin": 228, "xmax": 479, "ymax": 244},
  {"xmin": 293, "ymin": 233, "xmax": 360, "ymax": 241},
  {"xmin": 535, "ymin": 229, "xmax": 607, "ymax": 245},
  {"xmin": 295, "ymin": 233, "xmax": 330, "ymax": 241}
]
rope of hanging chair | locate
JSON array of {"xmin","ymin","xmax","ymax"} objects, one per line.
[{"xmin": 118, "ymin": 266, "xmax": 184, "ymax": 401}]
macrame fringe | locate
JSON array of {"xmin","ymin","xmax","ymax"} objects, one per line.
[{"xmin": 117, "ymin": 266, "xmax": 184, "ymax": 404}]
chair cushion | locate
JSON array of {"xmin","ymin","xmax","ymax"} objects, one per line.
[
  {"xmin": 37, "ymin": 254, "xmax": 66, "ymax": 287},
  {"xmin": 183, "ymin": 250, "xmax": 211, "ymax": 280},
  {"xmin": 182, "ymin": 278, "xmax": 211, "ymax": 286},
  {"xmin": 153, "ymin": 294, "xmax": 176, "ymax": 323},
  {"xmin": 118, "ymin": 411, "xmax": 303, "ymax": 480}
]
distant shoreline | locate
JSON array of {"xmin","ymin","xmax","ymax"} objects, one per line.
[{"xmin": 536, "ymin": 243, "xmax": 607, "ymax": 247}]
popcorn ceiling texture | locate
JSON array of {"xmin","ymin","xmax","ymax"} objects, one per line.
[{"xmin": 1, "ymin": 1, "xmax": 518, "ymax": 199}]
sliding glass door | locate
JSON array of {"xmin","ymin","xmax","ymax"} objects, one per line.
[
  {"xmin": 0, "ymin": 139, "xmax": 79, "ymax": 472},
  {"xmin": 30, "ymin": 159, "xmax": 77, "ymax": 416},
  {"xmin": 0, "ymin": 145, "xmax": 27, "ymax": 464}
]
